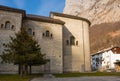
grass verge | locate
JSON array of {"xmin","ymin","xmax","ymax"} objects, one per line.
[
  {"xmin": 54, "ymin": 72, "xmax": 120, "ymax": 77},
  {"xmin": 0, "ymin": 74, "xmax": 42, "ymax": 81},
  {"xmin": 0, "ymin": 72, "xmax": 120, "ymax": 81}
]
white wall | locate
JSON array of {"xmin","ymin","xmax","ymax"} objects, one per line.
[{"xmin": 91, "ymin": 49, "xmax": 120, "ymax": 71}]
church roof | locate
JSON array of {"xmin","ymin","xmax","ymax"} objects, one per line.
[
  {"xmin": 50, "ymin": 12, "xmax": 91, "ymax": 25},
  {"xmin": 25, "ymin": 14, "xmax": 65, "ymax": 25},
  {"xmin": 0, "ymin": 5, "xmax": 65, "ymax": 25},
  {"xmin": 0, "ymin": 5, "xmax": 25, "ymax": 17}
]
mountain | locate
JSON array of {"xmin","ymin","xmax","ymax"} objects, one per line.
[
  {"xmin": 64, "ymin": 0, "xmax": 120, "ymax": 25},
  {"xmin": 64, "ymin": 0, "xmax": 120, "ymax": 53},
  {"xmin": 90, "ymin": 22, "xmax": 120, "ymax": 53}
]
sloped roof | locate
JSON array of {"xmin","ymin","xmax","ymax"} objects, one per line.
[
  {"xmin": 25, "ymin": 14, "xmax": 65, "ymax": 25},
  {"xmin": 50, "ymin": 12, "xmax": 91, "ymax": 25},
  {"xmin": 0, "ymin": 5, "xmax": 25, "ymax": 16},
  {"xmin": 0, "ymin": 5, "xmax": 65, "ymax": 25},
  {"xmin": 91, "ymin": 46, "xmax": 120, "ymax": 56}
]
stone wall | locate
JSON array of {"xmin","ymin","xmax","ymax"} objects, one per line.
[
  {"xmin": 0, "ymin": 10, "xmax": 22, "ymax": 74},
  {"xmin": 51, "ymin": 14, "xmax": 91, "ymax": 72},
  {"xmin": 23, "ymin": 20, "xmax": 63, "ymax": 73},
  {"xmin": 0, "ymin": 6, "xmax": 91, "ymax": 73}
]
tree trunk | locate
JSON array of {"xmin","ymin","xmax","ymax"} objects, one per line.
[
  {"xmin": 18, "ymin": 64, "xmax": 21, "ymax": 75},
  {"xmin": 19, "ymin": 64, "xmax": 29, "ymax": 77},
  {"xmin": 25, "ymin": 65, "xmax": 28, "ymax": 75},
  {"xmin": 29, "ymin": 65, "xmax": 32, "ymax": 75},
  {"xmin": 20, "ymin": 64, "xmax": 23, "ymax": 77}
]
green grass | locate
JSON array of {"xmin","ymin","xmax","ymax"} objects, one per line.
[
  {"xmin": 0, "ymin": 72, "xmax": 120, "ymax": 81},
  {"xmin": 0, "ymin": 74, "xmax": 42, "ymax": 81},
  {"xmin": 54, "ymin": 72, "xmax": 120, "ymax": 77}
]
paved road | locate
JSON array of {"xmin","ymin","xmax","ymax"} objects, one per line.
[{"xmin": 31, "ymin": 76, "xmax": 120, "ymax": 81}]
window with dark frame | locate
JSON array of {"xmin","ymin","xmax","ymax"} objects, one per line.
[
  {"xmin": 28, "ymin": 28, "xmax": 33, "ymax": 35},
  {"xmin": 43, "ymin": 30, "xmax": 53, "ymax": 39},
  {"xmin": 70, "ymin": 36, "xmax": 75, "ymax": 45},
  {"xmin": 5, "ymin": 21, "xmax": 10, "ymax": 29},
  {"xmin": 46, "ymin": 30, "xmax": 50, "ymax": 37}
]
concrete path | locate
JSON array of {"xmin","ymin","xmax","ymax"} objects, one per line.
[{"xmin": 30, "ymin": 76, "xmax": 120, "ymax": 81}]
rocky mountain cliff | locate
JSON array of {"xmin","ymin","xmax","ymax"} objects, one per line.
[
  {"xmin": 64, "ymin": 0, "xmax": 120, "ymax": 53},
  {"xmin": 64, "ymin": 0, "xmax": 120, "ymax": 25}
]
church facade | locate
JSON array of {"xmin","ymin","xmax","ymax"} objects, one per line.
[{"xmin": 0, "ymin": 5, "xmax": 91, "ymax": 74}]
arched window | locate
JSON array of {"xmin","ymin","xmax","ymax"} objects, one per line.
[
  {"xmin": 46, "ymin": 30, "xmax": 50, "ymax": 37},
  {"xmin": 1, "ymin": 24, "xmax": 4, "ymax": 29},
  {"xmin": 5, "ymin": 21, "xmax": 10, "ymax": 29},
  {"xmin": 28, "ymin": 28, "xmax": 32, "ymax": 35},
  {"xmin": 70, "ymin": 36, "xmax": 75, "ymax": 45}
]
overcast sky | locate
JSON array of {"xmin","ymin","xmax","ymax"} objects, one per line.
[{"xmin": 0, "ymin": 0, "xmax": 65, "ymax": 16}]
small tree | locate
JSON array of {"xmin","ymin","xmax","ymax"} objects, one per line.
[{"xmin": 0, "ymin": 27, "xmax": 48, "ymax": 76}]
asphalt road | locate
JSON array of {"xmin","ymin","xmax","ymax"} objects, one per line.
[{"xmin": 31, "ymin": 76, "xmax": 120, "ymax": 81}]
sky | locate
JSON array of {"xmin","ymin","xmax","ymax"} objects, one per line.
[{"xmin": 0, "ymin": 0, "xmax": 65, "ymax": 16}]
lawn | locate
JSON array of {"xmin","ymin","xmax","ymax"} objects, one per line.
[
  {"xmin": 0, "ymin": 74, "xmax": 42, "ymax": 81},
  {"xmin": 54, "ymin": 72, "xmax": 120, "ymax": 77},
  {"xmin": 0, "ymin": 72, "xmax": 120, "ymax": 81}
]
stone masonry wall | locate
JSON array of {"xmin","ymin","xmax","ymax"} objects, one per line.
[
  {"xmin": 0, "ymin": 10, "xmax": 23, "ymax": 74},
  {"xmin": 23, "ymin": 20, "xmax": 63, "ymax": 73},
  {"xmin": 51, "ymin": 15, "xmax": 91, "ymax": 72}
]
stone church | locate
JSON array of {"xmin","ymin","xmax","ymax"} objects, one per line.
[{"xmin": 0, "ymin": 5, "xmax": 91, "ymax": 74}]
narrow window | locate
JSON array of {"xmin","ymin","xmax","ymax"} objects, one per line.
[
  {"xmin": 51, "ymin": 34, "xmax": 53, "ymax": 38},
  {"xmin": 3, "ymin": 43, "xmax": 5, "ymax": 46},
  {"xmin": 28, "ymin": 28, "xmax": 32, "ymax": 35},
  {"xmin": 33, "ymin": 32, "xmax": 35, "ymax": 36},
  {"xmin": 1, "ymin": 24, "xmax": 4, "ymax": 29},
  {"xmin": 76, "ymin": 41, "xmax": 78, "ymax": 45},
  {"xmin": 70, "ymin": 36, "xmax": 75, "ymax": 45},
  {"xmin": 11, "ymin": 25, "xmax": 15, "ymax": 30},
  {"xmin": 42, "ymin": 33, "xmax": 45, "ymax": 37},
  {"xmin": 66, "ymin": 40, "xmax": 69, "ymax": 45},
  {"xmin": 46, "ymin": 30, "xmax": 50, "ymax": 37},
  {"xmin": 5, "ymin": 21, "xmax": 10, "ymax": 29}
]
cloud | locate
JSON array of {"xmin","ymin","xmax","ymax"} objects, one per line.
[{"xmin": 13, "ymin": 0, "xmax": 25, "ymax": 9}]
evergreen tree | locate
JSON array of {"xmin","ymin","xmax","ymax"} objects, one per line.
[{"xmin": 0, "ymin": 27, "xmax": 48, "ymax": 76}]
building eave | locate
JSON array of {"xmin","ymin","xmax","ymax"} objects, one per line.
[
  {"xmin": 25, "ymin": 14, "xmax": 65, "ymax": 25},
  {"xmin": 91, "ymin": 46, "xmax": 120, "ymax": 56},
  {"xmin": 0, "ymin": 5, "xmax": 26, "ymax": 17},
  {"xmin": 50, "ymin": 12, "xmax": 91, "ymax": 26}
]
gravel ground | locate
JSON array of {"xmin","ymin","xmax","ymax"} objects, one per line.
[{"xmin": 30, "ymin": 76, "xmax": 120, "ymax": 81}]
